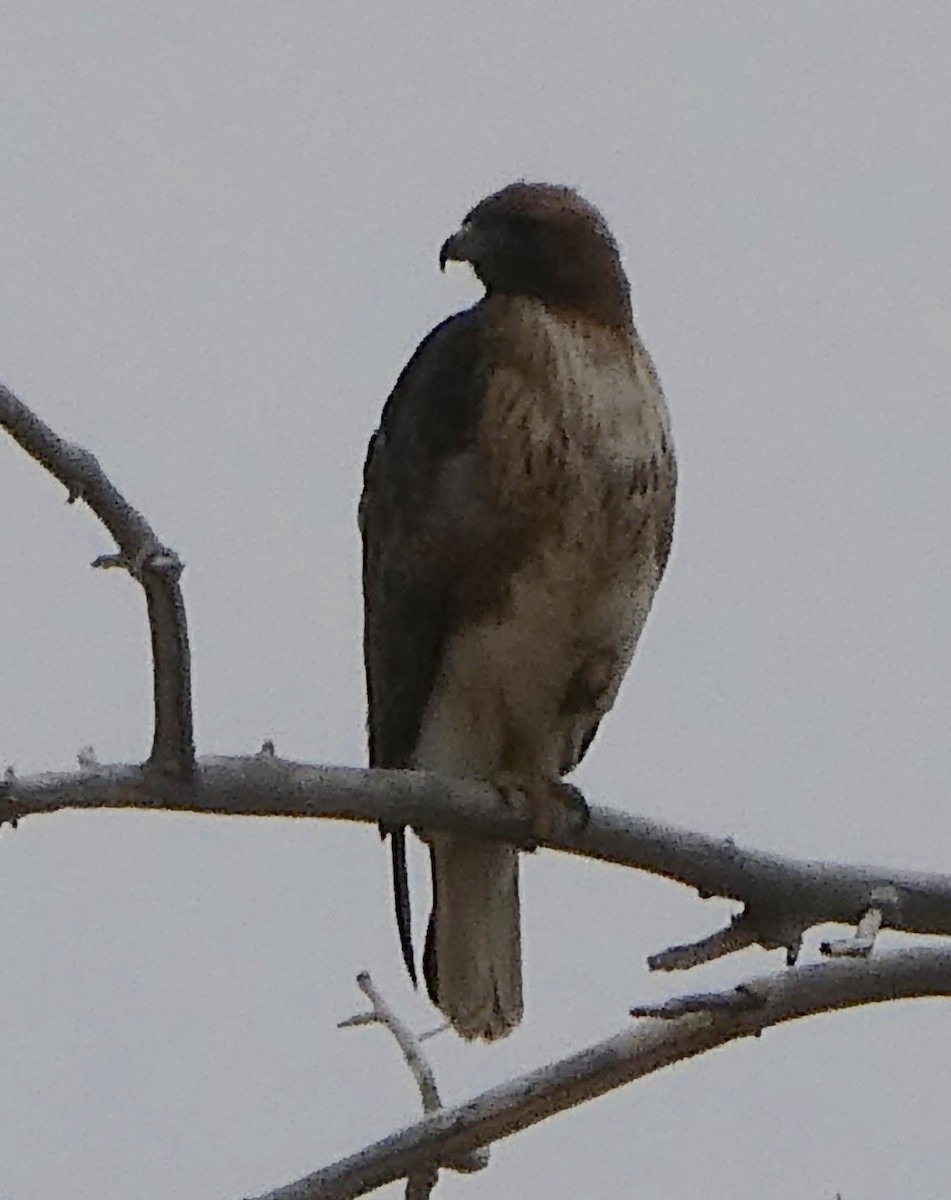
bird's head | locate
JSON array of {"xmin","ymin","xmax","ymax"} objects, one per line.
[{"xmin": 439, "ymin": 181, "xmax": 632, "ymax": 329}]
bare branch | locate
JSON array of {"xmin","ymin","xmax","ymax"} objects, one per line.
[
  {"xmin": 9, "ymin": 756, "xmax": 951, "ymax": 951},
  {"xmin": 248, "ymin": 946, "xmax": 951, "ymax": 1200},
  {"xmin": 650, "ymin": 906, "xmax": 806, "ymax": 970},
  {"xmin": 339, "ymin": 973, "xmax": 487, "ymax": 1196},
  {"xmin": 0, "ymin": 381, "xmax": 194, "ymax": 776},
  {"xmin": 649, "ymin": 909, "xmax": 761, "ymax": 970},
  {"xmin": 341, "ymin": 973, "xmax": 443, "ymax": 1115}
]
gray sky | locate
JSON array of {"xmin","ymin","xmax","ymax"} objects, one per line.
[{"xmin": 2, "ymin": 3, "xmax": 950, "ymax": 1197}]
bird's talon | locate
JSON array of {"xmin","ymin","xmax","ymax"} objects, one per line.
[
  {"xmin": 495, "ymin": 783, "xmax": 539, "ymax": 850},
  {"xmin": 496, "ymin": 782, "xmax": 521, "ymax": 810},
  {"xmin": 557, "ymin": 781, "xmax": 590, "ymax": 829}
]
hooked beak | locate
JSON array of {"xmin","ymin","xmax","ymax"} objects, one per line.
[{"xmin": 439, "ymin": 221, "xmax": 478, "ymax": 272}]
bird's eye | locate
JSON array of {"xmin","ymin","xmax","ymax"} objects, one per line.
[{"xmin": 503, "ymin": 213, "xmax": 537, "ymax": 243}]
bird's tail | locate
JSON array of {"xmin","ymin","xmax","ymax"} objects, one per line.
[{"xmin": 423, "ymin": 833, "xmax": 522, "ymax": 1041}]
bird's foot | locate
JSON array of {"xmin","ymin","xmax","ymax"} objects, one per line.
[
  {"xmin": 495, "ymin": 779, "xmax": 538, "ymax": 850},
  {"xmin": 496, "ymin": 776, "xmax": 590, "ymax": 850},
  {"xmin": 553, "ymin": 780, "xmax": 591, "ymax": 830}
]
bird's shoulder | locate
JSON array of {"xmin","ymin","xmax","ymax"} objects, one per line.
[{"xmin": 362, "ymin": 307, "xmax": 489, "ymax": 500}]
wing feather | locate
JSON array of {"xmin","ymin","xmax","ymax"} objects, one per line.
[{"xmin": 360, "ymin": 309, "xmax": 489, "ymax": 980}]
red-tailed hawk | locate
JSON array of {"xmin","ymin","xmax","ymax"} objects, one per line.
[{"xmin": 361, "ymin": 182, "xmax": 676, "ymax": 1040}]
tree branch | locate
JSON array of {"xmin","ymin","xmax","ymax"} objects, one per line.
[
  {"xmin": 0, "ymin": 380, "xmax": 194, "ymax": 775},
  {"xmin": 246, "ymin": 946, "xmax": 951, "ymax": 1200},
  {"xmin": 5, "ymin": 756, "xmax": 951, "ymax": 954}
]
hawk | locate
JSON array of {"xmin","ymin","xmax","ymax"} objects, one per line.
[{"xmin": 360, "ymin": 182, "xmax": 676, "ymax": 1040}]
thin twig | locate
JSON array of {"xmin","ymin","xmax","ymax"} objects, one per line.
[
  {"xmin": 339, "ymin": 973, "xmax": 487, "ymax": 1196},
  {"xmin": 341, "ymin": 973, "xmax": 443, "ymax": 1114},
  {"xmin": 0, "ymin": 381, "xmax": 194, "ymax": 776}
]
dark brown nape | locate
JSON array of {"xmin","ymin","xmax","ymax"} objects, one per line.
[{"xmin": 464, "ymin": 182, "xmax": 633, "ymax": 330}]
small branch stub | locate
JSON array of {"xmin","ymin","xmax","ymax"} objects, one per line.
[
  {"xmin": 822, "ymin": 886, "xmax": 901, "ymax": 959},
  {"xmin": 0, "ymin": 766, "xmax": 22, "ymax": 830},
  {"xmin": 77, "ymin": 746, "xmax": 99, "ymax": 770}
]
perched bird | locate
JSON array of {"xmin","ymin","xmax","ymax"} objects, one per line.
[{"xmin": 360, "ymin": 182, "xmax": 676, "ymax": 1040}]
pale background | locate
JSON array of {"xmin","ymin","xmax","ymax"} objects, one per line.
[{"xmin": 2, "ymin": 4, "xmax": 949, "ymax": 1198}]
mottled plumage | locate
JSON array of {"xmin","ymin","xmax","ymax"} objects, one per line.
[{"xmin": 361, "ymin": 182, "xmax": 676, "ymax": 1039}]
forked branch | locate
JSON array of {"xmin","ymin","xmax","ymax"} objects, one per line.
[{"xmin": 249, "ymin": 946, "xmax": 951, "ymax": 1200}]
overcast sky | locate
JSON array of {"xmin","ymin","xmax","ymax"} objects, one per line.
[{"xmin": 2, "ymin": 4, "xmax": 950, "ymax": 1198}]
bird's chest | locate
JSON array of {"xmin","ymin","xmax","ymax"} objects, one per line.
[{"xmin": 480, "ymin": 307, "xmax": 662, "ymax": 554}]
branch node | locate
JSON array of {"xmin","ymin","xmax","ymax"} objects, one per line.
[
  {"xmin": 77, "ymin": 746, "xmax": 99, "ymax": 770},
  {"xmin": 92, "ymin": 536, "xmax": 181, "ymax": 583},
  {"xmin": 0, "ymin": 766, "xmax": 23, "ymax": 830}
]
